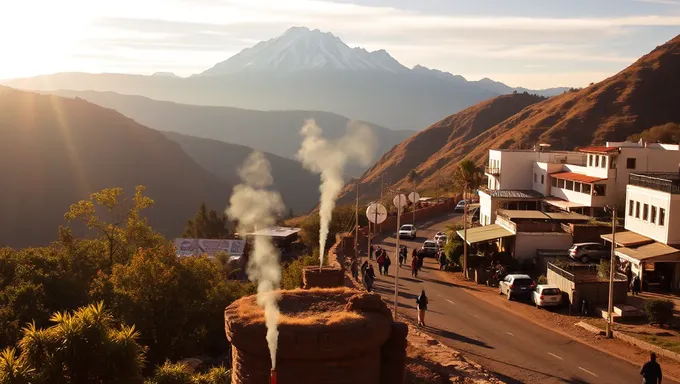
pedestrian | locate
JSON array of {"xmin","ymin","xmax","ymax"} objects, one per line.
[
  {"xmin": 363, "ymin": 264, "xmax": 376, "ymax": 292},
  {"xmin": 411, "ymin": 256, "xmax": 418, "ymax": 278},
  {"xmin": 411, "ymin": 248, "xmax": 417, "ymax": 262},
  {"xmin": 360, "ymin": 260, "xmax": 369, "ymax": 280},
  {"xmin": 384, "ymin": 254, "xmax": 392, "ymax": 276},
  {"xmin": 632, "ymin": 275, "xmax": 641, "ymax": 296},
  {"xmin": 398, "ymin": 247, "xmax": 405, "ymax": 267},
  {"xmin": 376, "ymin": 250, "xmax": 385, "ymax": 275},
  {"xmin": 416, "ymin": 289, "xmax": 428, "ymax": 326},
  {"xmin": 417, "ymin": 252, "xmax": 424, "ymax": 271},
  {"xmin": 350, "ymin": 258, "xmax": 359, "ymax": 281},
  {"xmin": 640, "ymin": 352, "xmax": 662, "ymax": 384},
  {"xmin": 403, "ymin": 245, "xmax": 408, "ymax": 262},
  {"xmin": 439, "ymin": 251, "xmax": 447, "ymax": 270},
  {"xmin": 369, "ymin": 245, "xmax": 375, "ymax": 260}
]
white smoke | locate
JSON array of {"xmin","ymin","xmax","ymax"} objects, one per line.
[
  {"xmin": 226, "ymin": 151, "xmax": 285, "ymax": 369},
  {"xmin": 297, "ymin": 119, "xmax": 377, "ymax": 266}
]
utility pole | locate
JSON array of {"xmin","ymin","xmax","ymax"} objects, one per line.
[
  {"xmin": 412, "ymin": 177, "xmax": 417, "ymax": 226},
  {"xmin": 606, "ymin": 206, "xmax": 617, "ymax": 338},
  {"xmin": 355, "ymin": 180, "xmax": 360, "ymax": 258},
  {"xmin": 463, "ymin": 182, "xmax": 468, "ymax": 279},
  {"xmin": 379, "ymin": 172, "xmax": 385, "ymax": 233}
]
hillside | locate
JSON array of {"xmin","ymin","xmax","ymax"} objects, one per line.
[
  {"xmin": 46, "ymin": 90, "xmax": 411, "ymax": 176},
  {"xmin": 341, "ymin": 33, "xmax": 680, "ymax": 202},
  {"xmin": 162, "ymin": 132, "xmax": 320, "ymax": 215},
  {"xmin": 0, "ymin": 86, "xmax": 232, "ymax": 248}
]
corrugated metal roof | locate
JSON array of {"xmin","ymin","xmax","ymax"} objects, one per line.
[
  {"xmin": 579, "ymin": 146, "xmax": 619, "ymax": 153},
  {"xmin": 497, "ymin": 209, "xmax": 549, "ymax": 220},
  {"xmin": 616, "ymin": 242, "xmax": 680, "ymax": 263},
  {"xmin": 544, "ymin": 212, "xmax": 591, "ymax": 221},
  {"xmin": 456, "ymin": 224, "xmax": 514, "ymax": 245},
  {"xmin": 551, "ymin": 171, "xmax": 606, "ymax": 183},
  {"xmin": 544, "ymin": 197, "xmax": 584, "ymax": 209},
  {"xmin": 485, "ymin": 189, "xmax": 544, "ymax": 199},
  {"xmin": 601, "ymin": 231, "xmax": 653, "ymax": 247}
]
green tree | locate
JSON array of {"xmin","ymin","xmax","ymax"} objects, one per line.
[
  {"xmin": 628, "ymin": 122, "xmax": 680, "ymax": 144},
  {"xmin": 181, "ymin": 203, "xmax": 231, "ymax": 239},
  {"xmin": 452, "ymin": 159, "xmax": 483, "ymax": 272},
  {"xmin": 146, "ymin": 362, "xmax": 229, "ymax": 384},
  {"xmin": 300, "ymin": 206, "xmax": 367, "ymax": 251},
  {"xmin": 15, "ymin": 303, "xmax": 146, "ymax": 384},
  {"xmin": 64, "ymin": 186, "xmax": 161, "ymax": 268},
  {"xmin": 281, "ymin": 253, "xmax": 319, "ymax": 289},
  {"xmin": 0, "ymin": 347, "xmax": 33, "ymax": 384}
]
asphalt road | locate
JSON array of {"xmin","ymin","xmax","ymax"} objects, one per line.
[{"xmin": 368, "ymin": 213, "xmax": 671, "ymax": 384}]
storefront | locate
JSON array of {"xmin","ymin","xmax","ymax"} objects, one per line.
[{"xmin": 614, "ymin": 242, "xmax": 680, "ymax": 292}]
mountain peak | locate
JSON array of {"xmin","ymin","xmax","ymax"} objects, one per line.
[{"xmin": 198, "ymin": 26, "xmax": 408, "ymax": 76}]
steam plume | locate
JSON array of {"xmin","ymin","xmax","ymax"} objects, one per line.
[
  {"xmin": 227, "ymin": 151, "xmax": 285, "ymax": 369},
  {"xmin": 297, "ymin": 119, "xmax": 377, "ymax": 266}
]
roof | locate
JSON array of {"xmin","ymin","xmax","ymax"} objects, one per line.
[
  {"xmin": 544, "ymin": 211, "xmax": 591, "ymax": 221},
  {"xmin": 248, "ymin": 226, "xmax": 301, "ymax": 238},
  {"xmin": 456, "ymin": 224, "xmax": 514, "ymax": 245},
  {"xmin": 616, "ymin": 242, "xmax": 680, "ymax": 264},
  {"xmin": 544, "ymin": 197, "xmax": 585, "ymax": 209},
  {"xmin": 601, "ymin": 231, "xmax": 653, "ymax": 247},
  {"xmin": 550, "ymin": 171, "xmax": 606, "ymax": 183},
  {"xmin": 578, "ymin": 146, "xmax": 620, "ymax": 154},
  {"xmin": 497, "ymin": 209, "xmax": 590, "ymax": 221},
  {"xmin": 479, "ymin": 189, "xmax": 544, "ymax": 199}
]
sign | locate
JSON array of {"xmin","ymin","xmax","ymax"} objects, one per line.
[
  {"xmin": 393, "ymin": 194, "xmax": 408, "ymax": 210},
  {"xmin": 173, "ymin": 238, "xmax": 246, "ymax": 258},
  {"xmin": 366, "ymin": 203, "xmax": 388, "ymax": 224},
  {"xmin": 408, "ymin": 191, "xmax": 420, "ymax": 204}
]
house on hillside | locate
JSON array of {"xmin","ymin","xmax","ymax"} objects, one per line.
[
  {"xmin": 602, "ymin": 172, "xmax": 680, "ymax": 292},
  {"xmin": 480, "ymin": 141, "xmax": 680, "ymax": 225}
]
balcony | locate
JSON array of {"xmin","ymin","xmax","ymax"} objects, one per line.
[
  {"xmin": 484, "ymin": 166, "xmax": 500, "ymax": 176},
  {"xmin": 629, "ymin": 173, "xmax": 680, "ymax": 194}
]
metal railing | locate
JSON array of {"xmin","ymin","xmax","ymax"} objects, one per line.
[
  {"xmin": 629, "ymin": 173, "xmax": 680, "ymax": 194},
  {"xmin": 484, "ymin": 166, "xmax": 500, "ymax": 176}
]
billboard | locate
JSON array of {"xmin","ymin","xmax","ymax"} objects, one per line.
[{"xmin": 173, "ymin": 238, "xmax": 246, "ymax": 258}]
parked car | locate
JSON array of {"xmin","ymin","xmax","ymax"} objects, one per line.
[
  {"xmin": 421, "ymin": 240, "xmax": 439, "ymax": 257},
  {"xmin": 532, "ymin": 285, "xmax": 563, "ymax": 308},
  {"xmin": 398, "ymin": 224, "xmax": 417, "ymax": 239},
  {"xmin": 453, "ymin": 200, "xmax": 468, "ymax": 213},
  {"xmin": 499, "ymin": 274, "xmax": 536, "ymax": 300},
  {"xmin": 568, "ymin": 242, "xmax": 610, "ymax": 263}
]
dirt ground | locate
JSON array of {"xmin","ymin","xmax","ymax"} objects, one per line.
[{"xmin": 441, "ymin": 269, "xmax": 680, "ymax": 381}]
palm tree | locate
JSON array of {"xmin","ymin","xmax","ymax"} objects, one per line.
[{"xmin": 452, "ymin": 159, "xmax": 482, "ymax": 277}]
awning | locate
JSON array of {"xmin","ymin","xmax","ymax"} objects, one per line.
[
  {"xmin": 544, "ymin": 197, "xmax": 584, "ymax": 209},
  {"xmin": 616, "ymin": 243, "xmax": 680, "ymax": 265},
  {"xmin": 601, "ymin": 231, "xmax": 653, "ymax": 247},
  {"xmin": 457, "ymin": 224, "xmax": 514, "ymax": 245},
  {"xmin": 550, "ymin": 172, "xmax": 606, "ymax": 184}
]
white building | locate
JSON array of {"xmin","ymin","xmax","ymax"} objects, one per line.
[
  {"xmin": 481, "ymin": 141, "xmax": 680, "ymax": 224},
  {"xmin": 602, "ymin": 172, "xmax": 680, "ymax": 291}
]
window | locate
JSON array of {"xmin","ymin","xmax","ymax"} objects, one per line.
[
  {"xmin": 595, "ymin": 156, "xmax": 599, "ymax": 167},
  {"xmin": 660, "ymin": 208, "xmax": 666, "ymax": 226},
  {"xmin": 574, "ymin": 182, "xmax": 581, "ymax": 192},
  {"xmin": 629, "ymin": 200, "xmax": 634, "ymax": 216},
  {"xmin": 635, "ymin": 201, "xmax": 640, "ymax": 218},
  {"xmin": 541, "ymin": 174, "xmax": 545, "ymax": 184},
  {"xmin": 566, "ymin": 180, "xmax": 574, "ymax": 190},
  {"xmin": 558, "ymin": 179, "xmax": 565, "ymax": 188},
  {"xmin": 643, "ymin": 204, "xmax": 649, "ymax": 221},
  {"xmin": 611, "ymin": 157, "xmax": 617, "ymax": 169},
  {"xmin": 589, "ymin": 155, "xmax": 593, "ymax": 166},
  {"xmin": 651, "ymin": 206, "xmax": 657, "ymax": 224},
  {"xmin": 601, "ymin": 155, "xmax": 607, "ymax": 168},
  {"xmin": 593, "ymin": 184, "xmax": 606, "ymax": 196},
  {"xmin": 582, "ymin": 183, "xmax": 591, "ymax": 194},
  {"xmin": 551, "ymin": 178, "xmax": 557, "ymax": 187},
  {"xmin": 627, "ymin": 158, "xmax": 636, "ymax": 169},
  {"xmin": 534, "ymin": 173, "xmax": 537, "ymax": 183}
]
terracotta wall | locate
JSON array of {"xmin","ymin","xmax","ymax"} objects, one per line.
[{"xmin": 302, "ymin": 233, "xmax": 349, "ymax": 289}]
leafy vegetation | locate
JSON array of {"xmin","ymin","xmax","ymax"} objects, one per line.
[
  {"xmin": 628, "ymin": 122, "xmax": 680, "ymax": 144},
  {"xmin": 645, "ymin": 299, "xmax": 675, "ymax": 327},
  {"xmin": 181, "ymin": 203, "xmax": 232, "ymax": 239},
  {"xmin": 281, "ymin": 252, "xmax": 321, "ymax": 290},
  {"xmin": 300, "ymin": 205, "xmax": 367, "ymax": 251}
]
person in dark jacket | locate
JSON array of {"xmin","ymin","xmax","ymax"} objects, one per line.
[
  {"xmin": 632, "ymin": 275, "xmax": 642, "ymax": 296},
  {"xmin": 411, "ymin": 256, "xmax": 419, "ymax": 278},
  {"xmin": 360, "ymin": 260, "xmax": 369, "ymax": 280},
  {"xmin": 384, "ymin": 254, "xmax": 392, "ymax": 276},
  {"xmin": 369, "ymin": 245, "xmax": 375, "ymax": 260},
  {"xmin": 416, "ymin": 289, "xmax": 428, "ymax": 326},
  {"xmin": 376, "ymin": 251, "xmax": 385, "ymax": 275},
  {"xmin": 350, "ymin": 258, "xmax": 359, "ymax": 281},
  {"xmin": 640, "ymin": 352, "xmax": 662, "ymax": 384},
  {"xmin": 363, "ymin": 264, "xmax": 376, "ymax": 292}
]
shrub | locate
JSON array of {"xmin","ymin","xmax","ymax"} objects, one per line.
[
  {"xmin": 146, "ymin": 363, "xmax": 230, "ymax": 384},
  {"xmin": 537, "ymin": 275, "xmax": 548, "ymax": 285},
  {"xmin": 281, "ymin": 253, "xmax": 318, "ymax": 290},
  {"xmin": 645, "ymin": 299, "xmax": 675, "ymax": 327},
  {"xmin": 597, "ymin": 259, "xmax": 610, "ymax": 280}
]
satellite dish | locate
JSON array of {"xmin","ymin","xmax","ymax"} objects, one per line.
[
  {"xmin": 408, "ymin": 191, "xmax": 420, "ymax": 204},
  {"xmin": 393, "ymin": 194, "xmax": 408, "ymax": 210},
  {"xmin": 366, "ymin": 203, "xmax": 387, "ymax": 224}
]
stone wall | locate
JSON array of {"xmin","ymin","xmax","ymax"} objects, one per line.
[{"xmin": 302, "ymin": 233, "xmax": 349, "ymax": 289}]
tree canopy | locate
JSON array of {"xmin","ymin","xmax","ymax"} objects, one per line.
[
  {"xmin": 181, "ymin": 203, "xmax": 231, "ymax": 239},
  {"xmin": 628, "ymin": 122, "xmax": 680, "ymax": 144}
]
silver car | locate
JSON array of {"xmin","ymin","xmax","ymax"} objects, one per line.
[
  {"xmin": 568, "ymin": 242, "xmax": 610, "ymax": 263},
  {"xmin": 499, "ymin": 274, "xmax": 536, "ymax": 300}
]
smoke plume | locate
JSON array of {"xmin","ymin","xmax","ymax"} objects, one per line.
[
  {"xmin": 226, "ymin": 151, "xmax": 285, "ymax": 369},
  {"xmin": 297, "ymin": 119, "xmax": 377, "ymax": 266}
]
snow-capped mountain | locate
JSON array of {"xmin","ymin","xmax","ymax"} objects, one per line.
[{"xmin": 199, "ymin": 27, "xmax": 409, "ymax": 76}]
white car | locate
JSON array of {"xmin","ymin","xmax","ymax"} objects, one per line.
[
  {"xmin": 532, "ymin": 285, "xmax": 563, "ymax": 308},
  {"xmin": 398, "ymin": 224, "xmax": 417, "ymax": 239},
  {"xmin": 453, "ymin": 200, "xmax": 467, "ymax": 213},
  {"xmin": 499, "ymin": 274, "xmax": 535, "ymax": 300}
]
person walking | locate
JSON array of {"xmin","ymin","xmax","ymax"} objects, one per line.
[
  {"xmin": 416, "ymin": 289, "xmax": 428, "ymax": 327},
  {"xmin": 350, "ymin": 258, "xmax": 359, "ymax": 281},
  {"xmin": 632, "ymin": 275, "xmax": 641, "ymax": 296},
  {"xmin": 360, "ymin": 260, "xmax": 369, "ymax": 280},
  {"xmin": 640, "ymin": 352, "xmax": 662, "ymax": 384},
  {"xmin": 411, "ymin": 256, "xmax": 419, "ymax": 278},
  {"xmin": 398, "ymin": 246, "xmax": 404, "ymax": 267},
  {"xmin": 369, "ymin": 245, "xmax": 375, "ymax": 260},
  {"xmin": 439, "ymin": 251, "xmax": 447, "ymax": 270},
  {"xmin": 384, "ymin": 254, "xmax": 392, "ymax": 276},
  {"xmin": 376, "ymin": 250, "xmax": 385, "ymax": 276},
  {"xmin": 363, "ymin": 264, "xmax": 376, "ymax": 292}
]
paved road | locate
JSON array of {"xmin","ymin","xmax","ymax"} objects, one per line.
[{"xmin": 368, "ymin": 213, "xmax": 671, "ymax": 384}]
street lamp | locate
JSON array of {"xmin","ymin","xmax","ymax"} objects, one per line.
[
  {"xmin": 605, "ymin": 204, "xmax": 617, "ymax": 338},
  {"xmin": 389, "ymin": 187, "xmax": 408, "ymax": 321}
]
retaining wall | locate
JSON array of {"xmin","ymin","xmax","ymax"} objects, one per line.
[{"xmin": 303, "ymin": 233, "xmax": 351, "ymax": 289}]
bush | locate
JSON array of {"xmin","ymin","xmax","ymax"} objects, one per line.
[
  {"xmin": 597, "ymin": 259, "xmax": 610, "ymax": 280},
  {"xmin": 537, "ymin": 275, "xmax": 547, "ymax": 285},
  {"xmin": 645, "ymin": 299, "xmax": 675, "ymax": 326},
  {"xmin": 281, "ymin": 253, "xmax": 318, "ymax": 290}
]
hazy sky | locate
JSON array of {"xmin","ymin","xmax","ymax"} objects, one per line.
[{"xmin": 2, "ymin": 0, "xmax": 679, "ymax": 88}]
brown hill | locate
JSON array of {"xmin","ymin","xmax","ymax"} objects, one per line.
[
  {"xmin": 338, "ymin": 93, "xmax": 546, "ymax": 203},
  {"xmin": 342, "ymin": 33, "xmax": 680, "ymax": 203},
  {"xmin": 0, "ymin": 86, "xmax": 232, "ymax": 248}
]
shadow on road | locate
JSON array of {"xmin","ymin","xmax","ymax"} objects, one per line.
[
  {"xmin": 420, "ymin": 277, "xmax": 480, "ymax": 292},
  {"xmin": 460, "ymin": 349, "xmax": 575, "ymax": 383},
  {"xmin": 423, "ymin": 327, "xmax": 494, "ymax": 349}
]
